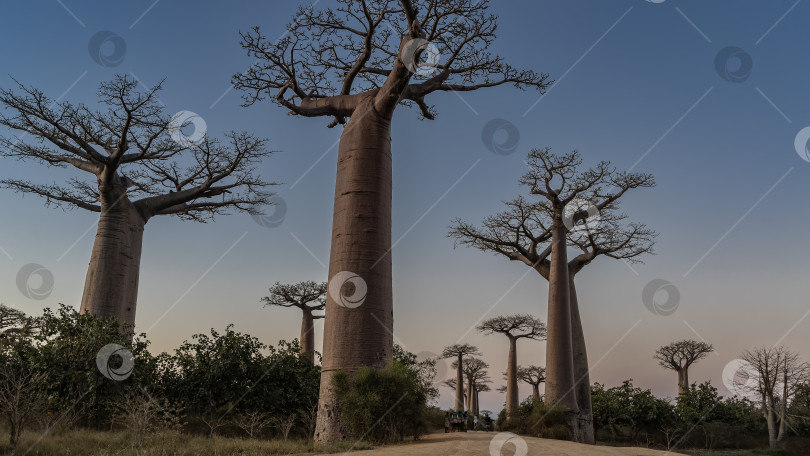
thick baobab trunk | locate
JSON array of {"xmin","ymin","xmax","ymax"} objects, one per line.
[
  {"xmin": 677, "ymin": 368, "xmax": 689, "ymax": 395},
  {"xmin": 315, "ymin": 97, "xmax": 394, "ymax": 444},
  {"xmin": 80, "ymin": 187, "xmax": 145, "ymax": 329},
  {"xmin": 506, "ymin": 336, "xmax": 519, "ymax": 419},
  {"xmin": 544, "ymin": 213, "xmax": 579, "ymax": 439},
  {"xmin": 300, "ymin": 311, "xmax": 315, "ymax": 363},
  {"xmin": 569, "ymin": 276, "xmax": 594, "ymax": 444},
  {"xmin": 455, "ymin": 353, "xmax": 465, "ymax": 412},
  {"xmin": 531, "ymin": 383, "xmax": 540, "ymax": 402}
]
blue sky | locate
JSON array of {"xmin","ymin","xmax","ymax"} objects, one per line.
[{"xmin": 1, "ymin": 0, "xmax": 809, "ymax": 413}]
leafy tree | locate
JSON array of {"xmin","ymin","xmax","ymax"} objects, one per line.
[
  {"xmin": 591, "ymin": 380, "xmax": 673, "ymax": 442},
  {"xmin": 0, "ymin": 327, "xmax": 46, "ymax": 451},
  {"xmin": 163, "ymin": 325, "xmax": 320, "ymax": 437},
  {"xmin": 393, "ymin": 344, "xmax": 439, "ymax": 404},
  {"xmin": 788, "ymin": 382, "xmax": 810, "ymax": 437},
  {"xmin": 28, "ymin": 305, "xmax": 150, "ymax": 428}
]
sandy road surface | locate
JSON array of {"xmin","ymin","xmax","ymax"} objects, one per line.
[{"xmin": 319, "ymin": 432, "xmax": 684, "ymax": 455}]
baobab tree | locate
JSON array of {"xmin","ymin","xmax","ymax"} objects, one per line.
[
  {"xmin": 262, "ymin": 281, "xmax": 327, "ymax": 363},
  {"xmin": 233, "ymin": 0, "xmax": 550, "ymax": 442},
  {"xmin": 445, "ymin": 373, "xmax": 489, "ymax": 417},
  {"xmin": 450, "ymin": 149, "xmax": 655, "ymax": 442},
  {"xmin": 477, "ymin": 314, "xmax": 545, "ymax": 419},
  {"xmin": 451, "ymin": 357, "xmax": 488, "ymax": 413},
  {"xmin": 472, "ymin": 380, "xmax": 491, "ymax": 417},
  {"xmin": 654, "ymin": 340, "xmax": 714, "ymax": 395},
  {"xmin": 518, "ymin": 365, "xmax": 546, "ymax": 402},
  {"xmin": 739, "ymin": 346, "xmax": 810, "ymax": 449},
  {"xmin": 441, "ymin": 344, "xmax": 481, "ymax": 412},
  {"xmin": 0, "ymin": 76, "xmax": 275, "ymax": 327}
]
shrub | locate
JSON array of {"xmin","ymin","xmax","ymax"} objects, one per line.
[
  {"xmin": 497, "ymin": 397, "xmax": 569, "ymax": 439},
  {"xmin": 333, "ymin": 361, "xmax": 430, "ymax": 443}
]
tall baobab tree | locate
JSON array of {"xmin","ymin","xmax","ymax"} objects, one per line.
[
  {"xmin": 450, "ymin": 149, "xmax": 655, "ymax": 442},
  {"xmin": 0, "ymin": 76, "xmax": 275, "ymax": 327},
  {"xmin": 233, "ymin": 1, "xmax": 550, "ymax": 442},
  {"xmin": 654, "ymin": 340, "xmax": 714, "ymax": 396},
  {"xmin": 477, "ymin": 314, "xmax": 545, "ymax": 419},
  {"xmin": 441, "ymin": 344, "xmax": 481, "ymax": 412},
  {"xmin": 518, "ymin": 365, "xmax": 546, "ymax": 402},
  {"xmin": 451, "ymin": 357, "xmax": 488, "ymax": 413},
  {"xmin": 740, "ymin": 346, "xmax": 810, "ymax": 449},
  {"xmin": 262, "ymin": 281, "xmax": 327, "ymax": 363}
]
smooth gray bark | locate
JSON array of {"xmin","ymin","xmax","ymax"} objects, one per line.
[
  {"xmin": 315, "ymin": 97, "xmax": 394, "ymax": 443},
  {"xmin": 544, "ymin": 213, "xmax": 579, "ymax": 438}
]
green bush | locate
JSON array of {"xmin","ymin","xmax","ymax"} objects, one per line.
[
  {"xmin": 496, "ymin": 398, "xmax": 569, "ymax": 439},
  {"xmin": 333, "ymin": 361, "xmax": 430, "ymax": 443},
  {"xmin": 0, "ymin": 305, "xmax": 322, "ymax": 444},
  {"xmin": 591, "ymin": 379, "xmax": 770, "ymax": 450}
]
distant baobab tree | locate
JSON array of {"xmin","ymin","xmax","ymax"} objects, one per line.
[
  {"xmin": 451, "ymin": 357, "xmax": 488, "ymax": 414},
  {"xmin": 450, "ymin": 148, "xmax": 655, "ymax": 442},
  {"xmin": 518, "ymin": 365, "xmax": 546, "ymax": 402},
  {"xmin": 0, "ymin": 76, "xmax": 275, "ymax": 327},
  {"xmin": 233, "ymin": 0, "xmax": 550, "ymax": 442},
  {"xmin": 262, "ymin": 281, "xmax": 327, "ymax": 363},
  {"xmin": 441, "ymin": 344, "xmax": 481, "ymax": 412},
  {"xmin": 655, "ymin": 340, "xmax": 714, "ymax": 395},
  {"xmin": 740, "ymin": 346, "xmax": 810, "ymax": 449},
  {"xmin": 472, "ymin": 380, "xmax": 491, "ymax": 417},
  {"xmin": 476, "ymin": 314, "xmax": 545, "ymax": 419}
]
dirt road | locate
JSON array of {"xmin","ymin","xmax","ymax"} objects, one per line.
[{"xmin": 321, "ymin": 432, "xmax": 684, "ymax": 455}]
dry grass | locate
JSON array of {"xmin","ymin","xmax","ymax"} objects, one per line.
[{"xmin": 1, "ymin": 428, "xmax": 374, "ymax": 455}]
